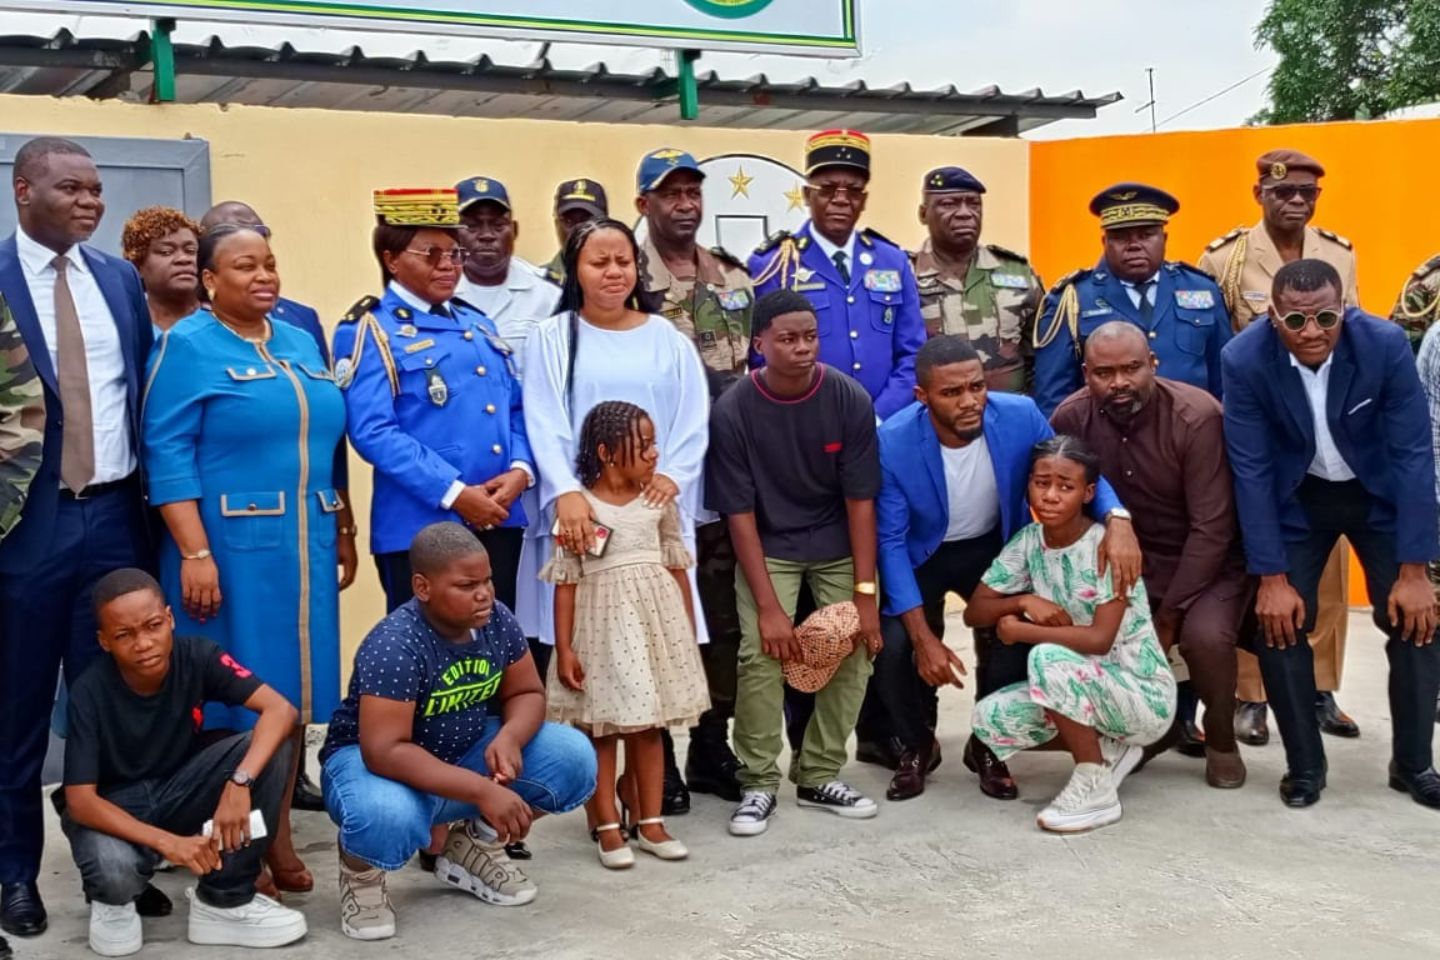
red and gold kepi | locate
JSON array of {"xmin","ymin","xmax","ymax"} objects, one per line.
[
  {"xmin": 1088, "ymin": 182, "xmax": 1180, "ymax": 230},
  {"xmin": 372, "ymin": 187, "xmax": 461, "ymax": 227},
  {"xmin": 805, "ymin": 128, "xmax": 871, "ymax": 177}
]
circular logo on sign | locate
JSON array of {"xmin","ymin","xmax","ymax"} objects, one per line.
[{"xmin": 684, "ymin": 0, "xmax": 776, "ymax": 19}]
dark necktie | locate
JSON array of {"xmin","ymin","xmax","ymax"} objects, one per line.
[
  {"xmin": 832, "ymin": 251, "xmax": 851, "ymax": 286},
  {"xmin": 1136, "ymin": 280, "xmax": 1155, "ymax": 326},
  {"xmin": 53, "ymin": 256, "xmax": 95, "ymax": 492},
  {"xmin": 429, "ymin": 303, "xmax": 452, "ymax": 319}
]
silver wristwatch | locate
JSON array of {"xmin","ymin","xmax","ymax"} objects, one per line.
[{"xmin": 1105, "ymin": 507, "xmax": 1133, "ymax": 522}]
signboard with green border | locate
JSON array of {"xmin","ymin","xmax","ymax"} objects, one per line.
[{"xmin": 8, "ymin": 0, "xmax": 859, "ymax": 56}]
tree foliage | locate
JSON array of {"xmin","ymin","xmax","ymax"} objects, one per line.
[{"xmin": 1254, "ymin": 0, "xmax": 1440, "ymax": 123}]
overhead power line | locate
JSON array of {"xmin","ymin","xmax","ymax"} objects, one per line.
[{"xmin": 1156, "ymin": 65, "xmax": 1274, "ymax": 129}]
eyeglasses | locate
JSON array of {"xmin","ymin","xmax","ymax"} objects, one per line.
[
  {"xmin": 403, "ymin": 246, "xmax": 468, "ymax": 267},
  {"xmin": 1277, "ymin": 309, "xmax": 1341, "ymax": 331},
  {"xmin": 806, "ymin": 184, "xmax": 867, "ymax": 203},
  {"xmin": 1263, "ymin": 184, "xmax": 1321, "ymax": 203}
]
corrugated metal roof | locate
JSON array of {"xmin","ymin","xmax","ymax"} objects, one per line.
[{"xmin": 0, "ymin": 26, "xmax": 1121, "ymax": 135}]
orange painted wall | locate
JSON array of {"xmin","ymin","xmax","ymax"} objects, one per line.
[{"xmin": 1028, "ymin": 118, "xmax": 1440, "ymax": 606}]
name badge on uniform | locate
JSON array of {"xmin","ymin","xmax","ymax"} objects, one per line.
[
  {"xmin": 1081, "ymin": 306, "xmax": 1113, "ymax": 319},
  {"xmin": 403, "ymin": 338, "xmax": 436, "ymax": 354},
  {"xmin": 717, "ymin": 289, "xmax": 750, "ymax": 311},
  {"xmin": 1175, "ymin": 290, "xmax": 1215, "ymax": 309},
  {"xmin": 1242, "ymin": 290, "xmax": 1268, "ymax": 302},
  {"xmin": 426, "ymin": 369, "xmax": 449, "ymax": 407},
  {"xmin": 864, "ymin": 270, "xmax": 901, "ymax": 293},
  {"xmin": 991, "ymin": 273, "xmax": 1030, "ymax": 290},
  {"xmin": 794, "ymin": 282, "xmax": 826, "ymax": 292}
]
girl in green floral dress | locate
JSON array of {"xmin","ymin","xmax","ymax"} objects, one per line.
[{"xmin": 965, "ymin": 435, "xmax": 1176, "ymax": 833}]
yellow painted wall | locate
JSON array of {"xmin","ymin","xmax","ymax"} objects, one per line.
[{"xmin": 0, "ymin": 94, "xmax": 1030, "ymax": 656}]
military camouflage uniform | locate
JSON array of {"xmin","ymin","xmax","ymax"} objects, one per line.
[
  {"xmin": 910, "ymin": 240, "xmax": 1043, "ymax": 394},
  {"xmin": 0, "ymin": 295, "xmax": 45, "ymax": 542},
  {"xmin": 543, "ymin": 250, "xmax": 565, "ymax": 286},
  {"xmin": 641, "ymin": 236, "xmax": 753, "ymax": 741},
  {"xmin": 1390, "ymin": 254, "xmax": 1440, "ymax": 355}
]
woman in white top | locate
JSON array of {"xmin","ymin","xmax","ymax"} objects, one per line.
[{"xmin": 521, "ymin": 218, "xmax": 711, "ymax": 653}]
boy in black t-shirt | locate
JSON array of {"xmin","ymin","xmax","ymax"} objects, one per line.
[
  {"xmin": 706, "ymin": 290, "xmax": 884, "ymax": 837},
  {"xmin": 320, "ymin": 522, "xmax": 595, "ymax": 942},
  {"xmin": 61, "ymin": 569, "xmax": 306, "ymax": 957}
]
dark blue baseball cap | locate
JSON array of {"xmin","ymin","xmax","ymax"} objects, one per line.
[
  {"xmin": 455, "ymin": 176, "xmax": 512, "ymax": 213},
  {"xmin": 636, "ymin": 148, "xmax": 705, "ymax": 194}
]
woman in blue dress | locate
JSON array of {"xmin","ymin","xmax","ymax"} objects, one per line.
[{"xmin": 142, "ymin": 223, "xmax": 347, "ymax": 892}]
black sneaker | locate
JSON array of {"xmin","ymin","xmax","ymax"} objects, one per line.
[
  {"xmin": 796, "ymin": 781, "xmax": 879, "ymax": 819},
  {"xmin": 728, "ymin": 791, "xmax": 778, "ymax": 836}
]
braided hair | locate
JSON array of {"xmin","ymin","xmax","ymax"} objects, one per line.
[
  {"xmin": 1029, "ymin": 433, "xmax": 1101, "ymax": 518},
  {"xmin": 575, "ymin": 401, "xmax": 652, "ymax": 489}
]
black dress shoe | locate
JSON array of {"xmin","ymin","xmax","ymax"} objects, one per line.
[
  {"xmin": 0, "ymin": 882, "xmax": 46, "ymax": 937},
  {"xmin": 1279, "ymin": 770, "xmax": 1326, "ymax": 808},
  {"xmin": 685, "ymin": 739, "xmax": 743, "ymax": 802},
  {"xmin": 962, "ymin": 735, "xmax": 1018, "ymax": 800},
  {"xmin": 1315, "ymin": 692, "xmax": 1360, "ymax": 738},
  {"xmin": 886, "ymin": 744, "xmax": 932, "ymax": 802},
  {"xmin": 1389, "ymin": 764, "xmax": 1440, "ymax": 808},
  {"xmin": 292, "ymin": 770, "xmax": 326, "ymax": 812},
  {"xmin": 661, "ymin": 764, "xmax": 691, "ymax": 816},
  {"xmin": 1175, "ymin": 719, "xmax": 1207, "ymax": 759},
  {"xmin": 1234, "ymin": 700, "xmax": 1270, "ymax": 746},
  {"xmin": 854, "ymin": 736, "xmax": 904, "ymax": 770}
]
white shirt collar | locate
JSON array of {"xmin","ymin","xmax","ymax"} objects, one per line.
[
  {"xmin": 1288, "ymin": 351, "xmax": 1334, "ymax": 377},
  {"xmin": 808, "ymin": 225, "xmax": 856, "ymax": 269},
  {"xmin": 387, "ymin": 279, "xmax": 449, "ymax": 315},
  {"xmin": 16, "ymin": 225, "xmax": 87, "ymax": 279},
  {"xmin": 1119, "ymin": 271, "xmax": 1160, "ymax": 288}
]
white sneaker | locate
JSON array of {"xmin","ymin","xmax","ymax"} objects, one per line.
[
  {"xmin": 434, "ymin": 820, "xmax": 538, "ymax": 906},
  {"xmin": 339, "ymin": 850, "xmax": 396, "ymax": 941},
  {"xmin": 1036, "ymin": 763, "xmax": 1122, "ymax": 833},
  {"xmin": 728, "ymin": 791, "xmax": 778, "ymax": 836},
  {"xmin": 89, "ymin": 901, "xmax": 142, "ymax": 957},
  {"xmin": 1101, "ymin": 737, "xmax": 1145, "ymax": 790},
  {"xmin": 185, "ymin": 888, "xmax": 308, "ymax": 948}
]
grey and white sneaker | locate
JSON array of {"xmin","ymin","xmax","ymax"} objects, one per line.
[
  {"xmin": 434, "ymin": 820, "xmax": 538, "ymax": 906},
  {"xmin": 1101, "ymin": 736, "xmax": 1145, "ymax": 789},
  {"xmin": 338, "ymin": 850, "xmax": 396, "ymax": 941},
  {"xmin": 1036, "ymin": 762, "xmax": 1122, "ymax": 833},
  {"xmin": 796, "ymin": 780, "xmax": 879, "ymax": 819},
  {"xmin": 89, "ymin": 901, "xmax": 142, "ymax": 957},
  {"xmin": 185, "ymin": 888, "xmax": 307, "ymax": 948},
  {"xmin": 728, "ymin": 791, "xmax": 778, "ymax": 836}
]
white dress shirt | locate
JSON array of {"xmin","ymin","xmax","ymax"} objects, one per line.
[
  {"xmin": 15, "ymin": 226, "xmax": 134, "ymax": 485},
  {"xmin": 454, "ymin": 258, "xmax": 560, "ymax": 369},
  {"xmin": 1120, "ymin": 272, "xmax": 1160, "ymax": 311},
  {"xmin": 941, "ymin": 436, "xmax": 1001, "ymax": 541},
  {"xmin": 386, "ymin": 280, "xmax": 534, "ymax": 509},
  {"xmin": 1289, "ymin": 352, "xmax": 1356, "ymax": 481},
  {"xmin": 809, "ymin": 227, "xmax": 857, "ymax": 280}
]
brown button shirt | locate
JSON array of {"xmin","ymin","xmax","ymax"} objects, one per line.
[{"xmin": 1050, "ymin": 378, "xmax": 1245, "ymax": 612}]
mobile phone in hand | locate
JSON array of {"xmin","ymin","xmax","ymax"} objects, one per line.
[
  {"xmin": 550, "ymin": 519, "xmax": 612, "ymax": 558},
  {"xmin": 202, "ymin": 808, "xmax": 268, "ymax": 842}
]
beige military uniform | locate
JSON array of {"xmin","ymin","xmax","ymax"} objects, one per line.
[
  {"xmin": 1197, "ymin": 221, "xmax": 1359, "ymax": 331},
  {"xmin": 1199, "ymin": 220, "xmax": 1356, "ymax": 701},
  {"xmin": 909, "ymin": 240, "xmax": 1042, "ymax": 394},
  {"xmin": 642, "ymin": 236, "xmax": 753, "ymax": 387}
]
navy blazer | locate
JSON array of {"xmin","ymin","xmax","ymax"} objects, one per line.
[
  {"xmin": 876, "ymin": 392, "xmax": 1122, "ymax": 616},
  {"xmin": 1221, "ymin": 307, "xmax": 1438, "ymax": 574},
  {"xmin": 0, "ymin": 233, "xmax": 152, "ymax": 572}
]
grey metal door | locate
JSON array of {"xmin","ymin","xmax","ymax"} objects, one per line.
[{"xmin": 0, "ymin": 133, "xmax": 211, "ymax": 256}]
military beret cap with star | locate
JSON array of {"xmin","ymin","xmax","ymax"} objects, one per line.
[
  {"xmin": 922, "ymin": 166, "xmax": 986, "ymax": 195},
  {"xmin": 1256, "ymin": 148, "xmax": 1326, "ymax": 181},
  {"xmin": 636, "ymin": 148, "xmax": 705, "ymax": 194},
  {"xmin": 455, "ymin": 176, "xmax": 512, "ymax": 213},
  {"xmin": 805, "ymin": 129, "xmax": 871, "ymax": 177},
  {"xmin": 1088, "ymin": 182, "xmax": 1179, "ymax": 230}
]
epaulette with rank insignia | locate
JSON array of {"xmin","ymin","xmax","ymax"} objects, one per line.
[
  {"xmin": 752, "ymin": 229, "xmax": 794, "ymax": 256},
  {"xmin": 1316, "ymin": 227, "xmax": 1353, "ymax": 250},
  {"xmin": 1205, "ymin": 226, "xmax": 1246, "ymax": 253},
  {"xmin": 340, "ymin": 295, "xmax": 379, "ymax": 324},
  {"xmin": 859, "ymin": 226, "xmax": 896, "ymax": 248},
  {"xmin": 984, "ymin": 243, "xmax": 1030, "ymax": 264},
  {"xmin": 544, "ymin": 267, "xmax": 563, "ymax": 285},
  {"xmin": 1034, "ymin": 268, "xmax": 1091, "ymax": 353},
  {"xmin": 1045, "ymin": 268, "xmax": 1088, "ymax": 296},
  {"xmin": 1413, "ymin": 254, "xmax": 1440, "ymax": 280},
  {"xmin": 709, "ymin": 245, "xmax": 745, "ymax": 269}
]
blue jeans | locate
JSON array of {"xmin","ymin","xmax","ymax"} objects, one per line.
[{"xmin": 321, "ymin": 719, "xmax": 596, "ymax": 871}]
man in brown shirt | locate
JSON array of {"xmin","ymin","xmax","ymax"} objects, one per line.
[{"xmin": 1051, "ymin": 321, "xmax": 1250, "ymax": 788}]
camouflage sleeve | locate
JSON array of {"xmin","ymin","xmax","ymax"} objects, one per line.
[
  {"xmin": 0, "ymin": 297, "xmax": 45, "ymax": 542},
  {"xmin": 1391, "ymin": 272, "xmax": 1440, "ymax": 355}
]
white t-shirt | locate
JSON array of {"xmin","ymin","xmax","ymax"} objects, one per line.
[{"xmin": 941, "ymin": 436, "xmax": 1001, "ymax": 542}]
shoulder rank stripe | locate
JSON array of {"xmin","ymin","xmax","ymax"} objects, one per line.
[
  {"xmin": 1316, "ymin": 227, "xmax": 1353, "ymax": 250},
  {"xmin": 1205, "ymin": 226, "xmax": 1246, "ymax": 253}
]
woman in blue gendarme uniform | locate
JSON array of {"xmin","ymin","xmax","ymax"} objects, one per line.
[
  {"xmin": 142, "ymin": 223, "xmax": 348, "ymax": 893},
  {"xmin": 332, "ymin": 188, "xmax": 534, "ymax": 615}
]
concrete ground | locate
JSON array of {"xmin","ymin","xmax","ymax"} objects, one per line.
[{"xmin": 19, "ymin": 609, "xmax": 1440, "ymax": 960}]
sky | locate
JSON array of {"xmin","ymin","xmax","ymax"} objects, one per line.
[{"xmin": 13, "ymin": 0, "xmax": 1280, "ymax": 140}]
